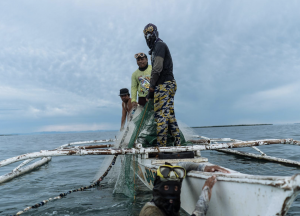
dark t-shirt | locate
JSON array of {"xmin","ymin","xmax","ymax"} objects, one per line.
[{"xmin": 150, "ymin": 41, "xmax": 175, "ymax": 88}]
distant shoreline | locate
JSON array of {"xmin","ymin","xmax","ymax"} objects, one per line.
[
  {"xmin": 0, "ymin": 134, "xmax": 17, "ymax": 136},
  {"xmin": 3, "ymin": 123, "xmax": 299, "ymax": 135},
  {"xmin": 191, "ymin": 124, "xmax": 273, "ymax": 128}
]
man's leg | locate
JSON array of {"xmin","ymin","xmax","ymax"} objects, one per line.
[
  {"xmin": 168, "ymin": 81, "xmax": 181, "ymax": 146},
  {"xmin": 154, "ymin": 84, "xmax": 169, "ymax": 147}
]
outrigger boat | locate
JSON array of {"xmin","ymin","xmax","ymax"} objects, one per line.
[
  {"xmin": 1, "ymin": 105, "xmax": 300, "ymax": 216},
  {"xmin": 134, "ymin": 146, "xmax": 300, "ymax": 216}
]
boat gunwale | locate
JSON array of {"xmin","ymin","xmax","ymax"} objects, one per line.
[{"xmin": 137, "ymin": 158, "xmax": 300, "ymax": 191}]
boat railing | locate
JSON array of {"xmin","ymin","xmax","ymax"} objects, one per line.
[{"xmin": 1, "ymin": 136, "xmax": 300, "ymax": 184}]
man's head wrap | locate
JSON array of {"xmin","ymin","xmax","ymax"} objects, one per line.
[{"xmin": 143, "ymin": 23, "xmax": 160, "ymax": 52}]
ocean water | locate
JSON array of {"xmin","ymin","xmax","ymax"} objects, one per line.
[{"xmin": 1, "ymin": 124, "xmax": 300, "ymax": 216}]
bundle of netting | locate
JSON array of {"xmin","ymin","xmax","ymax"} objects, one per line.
[
  {"xmin": 113, "ymin": 99, "xmax": 187, "ymax": 197},
  {"xmin": 130, "ymin": 99, "xmax": 186, "ymax": 148}
]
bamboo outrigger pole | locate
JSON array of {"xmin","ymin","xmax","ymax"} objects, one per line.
[
  {"xmin": 0, "ymin": 157, "xmax": 51, "ymax": 184},
  {"xmin": 217, "ymin": 149, "xmax": 300, "ymax": 166},
  {"xmin": 60, "ymin": 144, "xmax": 114, "ymax": 149},
  {"xmin": 1, "ymin": 138, "xmax": 299, "ymax": 168},
  {"xmin": 57, "ymin": 139, "xmax": 116, "ymax": 148}
]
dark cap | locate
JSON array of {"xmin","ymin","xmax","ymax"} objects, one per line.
[{"xmin": 119, "ymin": 88, "xmax": 129, "ymax": 96}]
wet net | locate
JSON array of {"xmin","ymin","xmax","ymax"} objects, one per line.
[
  {"xmin": 113, "ymin": 99, "xmax": 186, "ymax": 197},
  {"xmin": 128, "ymin": 99, "xmax": 186, "ymax": 148}
]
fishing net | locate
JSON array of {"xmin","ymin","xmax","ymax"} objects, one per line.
[
  {"xmin": 92, "ymin": 106, "xmax": 143, "ymax": 184},
  {"xmin": 128, "ymin": 99, "xmax": 186, "ymax": 148},
  {"xmin": 113, "ymin": 99, "xmax": 186, "ymax": 197}
]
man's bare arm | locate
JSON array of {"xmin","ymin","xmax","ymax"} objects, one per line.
[
  {"xmin": 120, "ymin": 103, "xmax": 127, "ymax": 131},
  {"xmin": 204, "ymin": 165, "xmax": 230, "ymax": 173},
  {"xmin": 192, "ymin": 176, "xmax": 217, "ymax": 216},
  {"xmin": 127, "ymin": 99, "xmax": 133, "ymax": 113},
  {"xmin": 131, "ymin": 73, "xmax": 139, "ymax": 107}
]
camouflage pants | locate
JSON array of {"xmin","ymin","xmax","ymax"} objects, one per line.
[{"xmin": 154, "ymin": 80, "xmax": 181, "ymax": 146}]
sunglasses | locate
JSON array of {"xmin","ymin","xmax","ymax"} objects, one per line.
[
  {"xmin": 134, "ymin": 53, "xmax": 146, "ymax": 59},
  {"xmin": 157, "ymin": 165, "xmax": 186, "ymax": 179}
]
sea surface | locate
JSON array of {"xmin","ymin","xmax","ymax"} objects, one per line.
[{"xmin": 1, "ymin": 124, "xmax": 300, "ymax": 216}]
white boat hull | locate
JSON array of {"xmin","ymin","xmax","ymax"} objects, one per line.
[{"xmin": 135, "ymin": 157, "xmax": 300, "ymax": 216}]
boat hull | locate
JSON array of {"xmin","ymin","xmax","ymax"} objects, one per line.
[{"xmin": 135, "ymin": 157, "xmax": 300, "ymax": 216}]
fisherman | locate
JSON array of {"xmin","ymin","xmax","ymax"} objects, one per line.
[
  {"xmin": 143, "ymin": 23, "xmax": 181, "ymax": 147},
  {"xmin": 139, "ymin": 162, "xmax": 230, "ymax": 216},
  {"xmin": 131, "ymin": 53, "xmax": 152, "ymax": 108},
  {"xmin": 120, "ymin": 88, "xmax": 133, "ymax": 131}
]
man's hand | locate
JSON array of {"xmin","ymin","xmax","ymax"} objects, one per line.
[
  {"xmin": 203, "ymin": 175, "xmax": 217, "ymax": 200},
  {"xmin": 120, "ymin": 127, "xmax": 124, "ymax": 131},
  {"xmin": 132, "ymin": 102, "xmax": 138, "ymax": 108},
  {"xmin": 146, "ymin": 91, "xmax": 154, "ymax": 102},
  {"xmin": 204, "ymin": 165, "xmax": 230, "ymax": 173},
  {"xmin": 149, "ymin": 87, "xmax": 154, "ymax": 92}
]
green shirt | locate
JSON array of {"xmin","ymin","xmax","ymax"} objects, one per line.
[{"xmin": 131, "ymin": 65, "xmax": 152, "ymax": 102}]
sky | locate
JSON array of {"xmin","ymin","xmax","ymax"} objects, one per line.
[{"xmin": 0, "ymin": 0, "xmax": 300, "ymax": 134}]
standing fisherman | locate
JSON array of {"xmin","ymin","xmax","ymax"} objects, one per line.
[
  {"xmin": 131, "ymin": 53, "xmax": 152, "ymax": 108},
  {"xmin": 144, "ymin": 23, "xmax": 181, "ymax": 147}
]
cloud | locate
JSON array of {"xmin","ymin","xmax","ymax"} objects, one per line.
[
  {"xmin": 0, "ymin": 85, "xmax": 116, "ymax": 119},
  {"xmin": 1, "ymin": 0, "xmax": 300, "ymax": 132},
  {"xmin": 233, "ymin": 83, "xmax": 300, "ymax": 111}
]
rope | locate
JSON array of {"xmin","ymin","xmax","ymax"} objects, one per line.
[
  {"xmin": 11, "ymin": 155, "xmax": 118, "ymax": 216},
  {"xmin": 155, "ymin": 146, "xmax": 161, "ymax": 158},
  {"xmin": 133, "ymin": 155, "xmax": 136, "ymax": 201}
]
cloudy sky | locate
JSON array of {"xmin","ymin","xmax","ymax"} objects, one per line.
[{"xmin": 0, "ymin": 0, "xmax": 300, "ymax": 134}]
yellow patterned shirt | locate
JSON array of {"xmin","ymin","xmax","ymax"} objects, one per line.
[{"xmin": 131, "ymin": 65, "xmax": 152, "ymax": 102}]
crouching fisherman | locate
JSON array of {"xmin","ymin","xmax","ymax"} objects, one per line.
[
  {"xmin": 139, "ymin": 163, "xmax": 229, "ymax": 216},
  {"xmin": 119, "ymin": 88, "xmax": 133, "ymax": 131}
]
